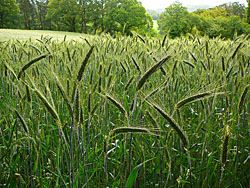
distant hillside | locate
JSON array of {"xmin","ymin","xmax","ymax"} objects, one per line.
[
  {"xmin": 147, "ymin": 4, "xmax": 212, "ymax": 20},
  {"xmin": 147, "ymin": 9, "xmax": 164, "ymax": 20},
  {"xmin": 185, "ymin": 5, "xmax": 212, "ymax": 12}
]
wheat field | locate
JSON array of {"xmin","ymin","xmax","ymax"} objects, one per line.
[{"xmin": 0, "ymin": 32, "xmax": 250, "ymax": 187}]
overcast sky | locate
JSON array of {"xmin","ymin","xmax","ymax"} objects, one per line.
[{"xmin": 140, "ymin": 0, "xmax": 248, "ymax": 10}]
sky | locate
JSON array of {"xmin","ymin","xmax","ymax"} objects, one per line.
[{"xmin": 140, "ymin": 0, "xmax": 248, "ymax": 10}]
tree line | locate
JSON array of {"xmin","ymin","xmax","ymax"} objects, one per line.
[
  {"xmin": 0, "ymin": 0, "xmax": 155, "ymax": 36},
  {"xmin": 157, "ymin": 1, "xmax": 250, "ymax": 39},
  {"xmin": 1, "ymin": 0, "xmax": 250, "ymax": 39}
]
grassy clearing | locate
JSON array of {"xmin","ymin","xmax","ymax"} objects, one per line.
[
  {"xmin": 153, "ymin": 20, "xmax": 158, "ymax": 31},
  {"xmin": 0, "ymin": 29, "xmax": 85, "ymax": 41},
  {"xmin": 0, "ymin": 31, "xmax": 250, "ymax": 187}
]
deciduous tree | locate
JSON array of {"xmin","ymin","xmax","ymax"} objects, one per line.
[
  {"xmin": 104, "ymin": 0, "xmax": 147, "ymax": 35},
  {"xmin": 157, "ymin": 1, "xmax": 191, "ymax": 38},
  {"xmin": 0, "ymin": 0, "xmax": 20, "ymax": 28},
  {"xmin": 247, "ymin": 0, "xmax": 250, "ymax": 23}
]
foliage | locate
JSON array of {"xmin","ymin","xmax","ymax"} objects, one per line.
[
  {"xmin": 247, "ymin": 0, "xmax": 250, "ymax": 24},
  {"xmin": 157, "ymin": 1, "xmax": 250, "ymax": 39},
  {"xmin": 104, "ymin": 0, "xmax": 147, "ymax": 35},
  {"xmin": 218, "ymin": 2, "xmax": 246, "ymax": 19},
  {"xmin": 1, "ymin": 0, "xmax": 151, "ymax": 36},
  {"xmin": 48, "ymin": 0, "xmax": 80, "ymax": 32},
  {"xmin": 200, "ymin": 15, "xmax": 250, "ymax": 38},
  {"xmin": 194, "ymin": 2, "xmax": 246, "ymax": 19},
  {"xmin": 1, "ymin": 0, "xmax": 250, "ymax": 38},
  {"xmin": 157, "ymin": 2, "xmax": 191, "ymax": 38},
  {"xmin": 199, "ymin": 7, "xmax": 228, "ymax": 18},
  {"xmin": 0, "ymin": 0, "xmax": 20, "ymax": 28}
]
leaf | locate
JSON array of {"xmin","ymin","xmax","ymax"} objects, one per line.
[{"xmin": 126, "ymin": 158, "xmax": 154, "ymax": 188}]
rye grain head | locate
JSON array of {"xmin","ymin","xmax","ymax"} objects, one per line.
[
  {"xmin": 27, "ymin": 77, "xmax": 62, "ymax": 128},
  {"xmin": 137, "ymin": 56, "xmax": 172, "ymax": 91},
  {"xmin": 238, "ymin": 84, "xmax": 250, "ymax": 114},
  {"xmin": 221, "ymin": 126, "xmax": 230, "ymax": 165},
  {"xmin": 76, "ymin": 45, "xmax": 95, "ymax": 82},
  {"xmin": 175, "ymin": 91, "xmax": 225, "ymax": 110},
  {"xmin": 108, "ymin": 127, "xmax": 159, "ymax": 140},
  {"xmin": 146, "ymin": 100, "xmax": 189, "ymax": 147},
  {"xmin": 53, "ymin": 72, "xmax": 73, "ymax": 116},
  {"xmin": 18, "ymin": 53, "xmax": 50, "ymax": 80},
  {"xmin": 105, "ymin": 93, "xmax": 127, "ymax": 118}
]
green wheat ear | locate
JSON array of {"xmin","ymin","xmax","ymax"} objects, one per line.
[
  {"xmin": 18, "ymin": 53, "xmax": 49, "ymax": 79},
  {"xmin": 137, "ymin": 56, "xmax": 171, "ymax": 91},
  {"xmin": 238, "ymin": 84, "xmax": 250, "ymax": 114},
  {"xmin": 146, "ymin": 100, "xmax": 189, "ymax": 148},
  {"xmin": 221, "ymin": 126, "xmax": 230, "ymax": 165}
]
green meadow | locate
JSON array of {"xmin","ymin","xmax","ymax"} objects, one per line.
[{"xmin": 0, "ymin": 29, "xmax": 84, "ymax": 41}]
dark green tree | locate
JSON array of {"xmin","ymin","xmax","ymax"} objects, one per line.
[
  {"xmin": 60, "ymin": 0, "xmax": 79, "ymax": 32},
  {"xmin": 90, "ymin": 0, "xmax": 106, "ymax": 33},
  {"xmin": 46, "ymin": 0, "xmax": 62, "ymax": 30},
  {"xmin": 218, "ymin": 2, "xmax": 246, "ymax": 19},
  {"xmin": 47, "ymin": 0, "xmax": 80, "ymax": 32},
  {"xmin": 0, "ymin": 0, "xmax": 20, "ymax": 28},
  {"xmin": 104, "ymin": 0, "xmax": 147, "ymax": 35},
  {"xmin": 157, "ymin": 1, "xmax": 191, "ymax": 38},
  {"xmin": 18, "ymin": 0, "xmax": 36, "ymax": 29},
  {"xmin": 247, "ymin": 0, "xmax": 250, "ymax": 24},
  {"xmin": 35, "ymin": 0, "xmax": 49, "ymax": 29},
  {"xmin": 77, "ymin": 0, "xmax": 91, "ymax": 33}
]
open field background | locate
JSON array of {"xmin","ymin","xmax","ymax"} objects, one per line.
[
  {"xmin": 0, "ymin": 29, "xmax": 85, "ymax": 41},
  {"xmin": 153, "ymin": 20, "xmax": 159, "ymax": 31},
  {"xmin": 0, "ymin": 30, "xmax": 250, "ymax": 187}
]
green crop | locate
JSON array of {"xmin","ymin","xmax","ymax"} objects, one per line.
[{"xmin": 0, "ymin": 33, "xmax": 250, "ymax": 187}]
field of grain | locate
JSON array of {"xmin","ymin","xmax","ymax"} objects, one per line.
[
  {"xmin": 0, "ymin": 31, "xmax": 250, "ymax": 187},
  {"xmin": 0, "ymin": 29, "xmax": 84, "ymax": 41}
]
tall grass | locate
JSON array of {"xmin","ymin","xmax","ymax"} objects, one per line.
[{"xmin": 0, "ymin": 33, "xmax": 250, "ymax": 187}]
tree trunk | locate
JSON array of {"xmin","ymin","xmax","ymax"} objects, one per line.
[
  {"xmin": 83, "ymin": 8, "xmax": 87, "ymax": 33},
  {"xmin": 23, "ymin": 11, "xmax": 30, "ymax": 29},
  {"xmin": 72, "ymin": 18, "xmax": 76, "ymax": 32},
  {"xmin": 101, "ymin": 2, "xmax": 104, "ymax": 32},
  {"xmin": 0, "ymin": 13, "xmax": 4, "ymax": 28},
  {"xmin": 38, "ymin": 5, "xmax": 44, "ymax": 29}
]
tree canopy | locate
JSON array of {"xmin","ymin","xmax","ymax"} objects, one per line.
[
  {"xmin": 157, "ymin": 2, "xmax": 191, "ymax": 38},
  {"xmin": 157, "ymin": 1, "xmax": 250, "ymax": 39},
  {"xmin": 0, "ymin": 0, "xmax": 20, "ymax": 28},
  {"xmin": 247, "ymin": 0, "xmax": 250, "ymax": 23},
  {"xmin": 1, "ymin": 0, "xmax": 250, "ymax": 39},
  {"xmin": 0, "ymin": 0, "xmax": 155, "ymax": 36}
]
